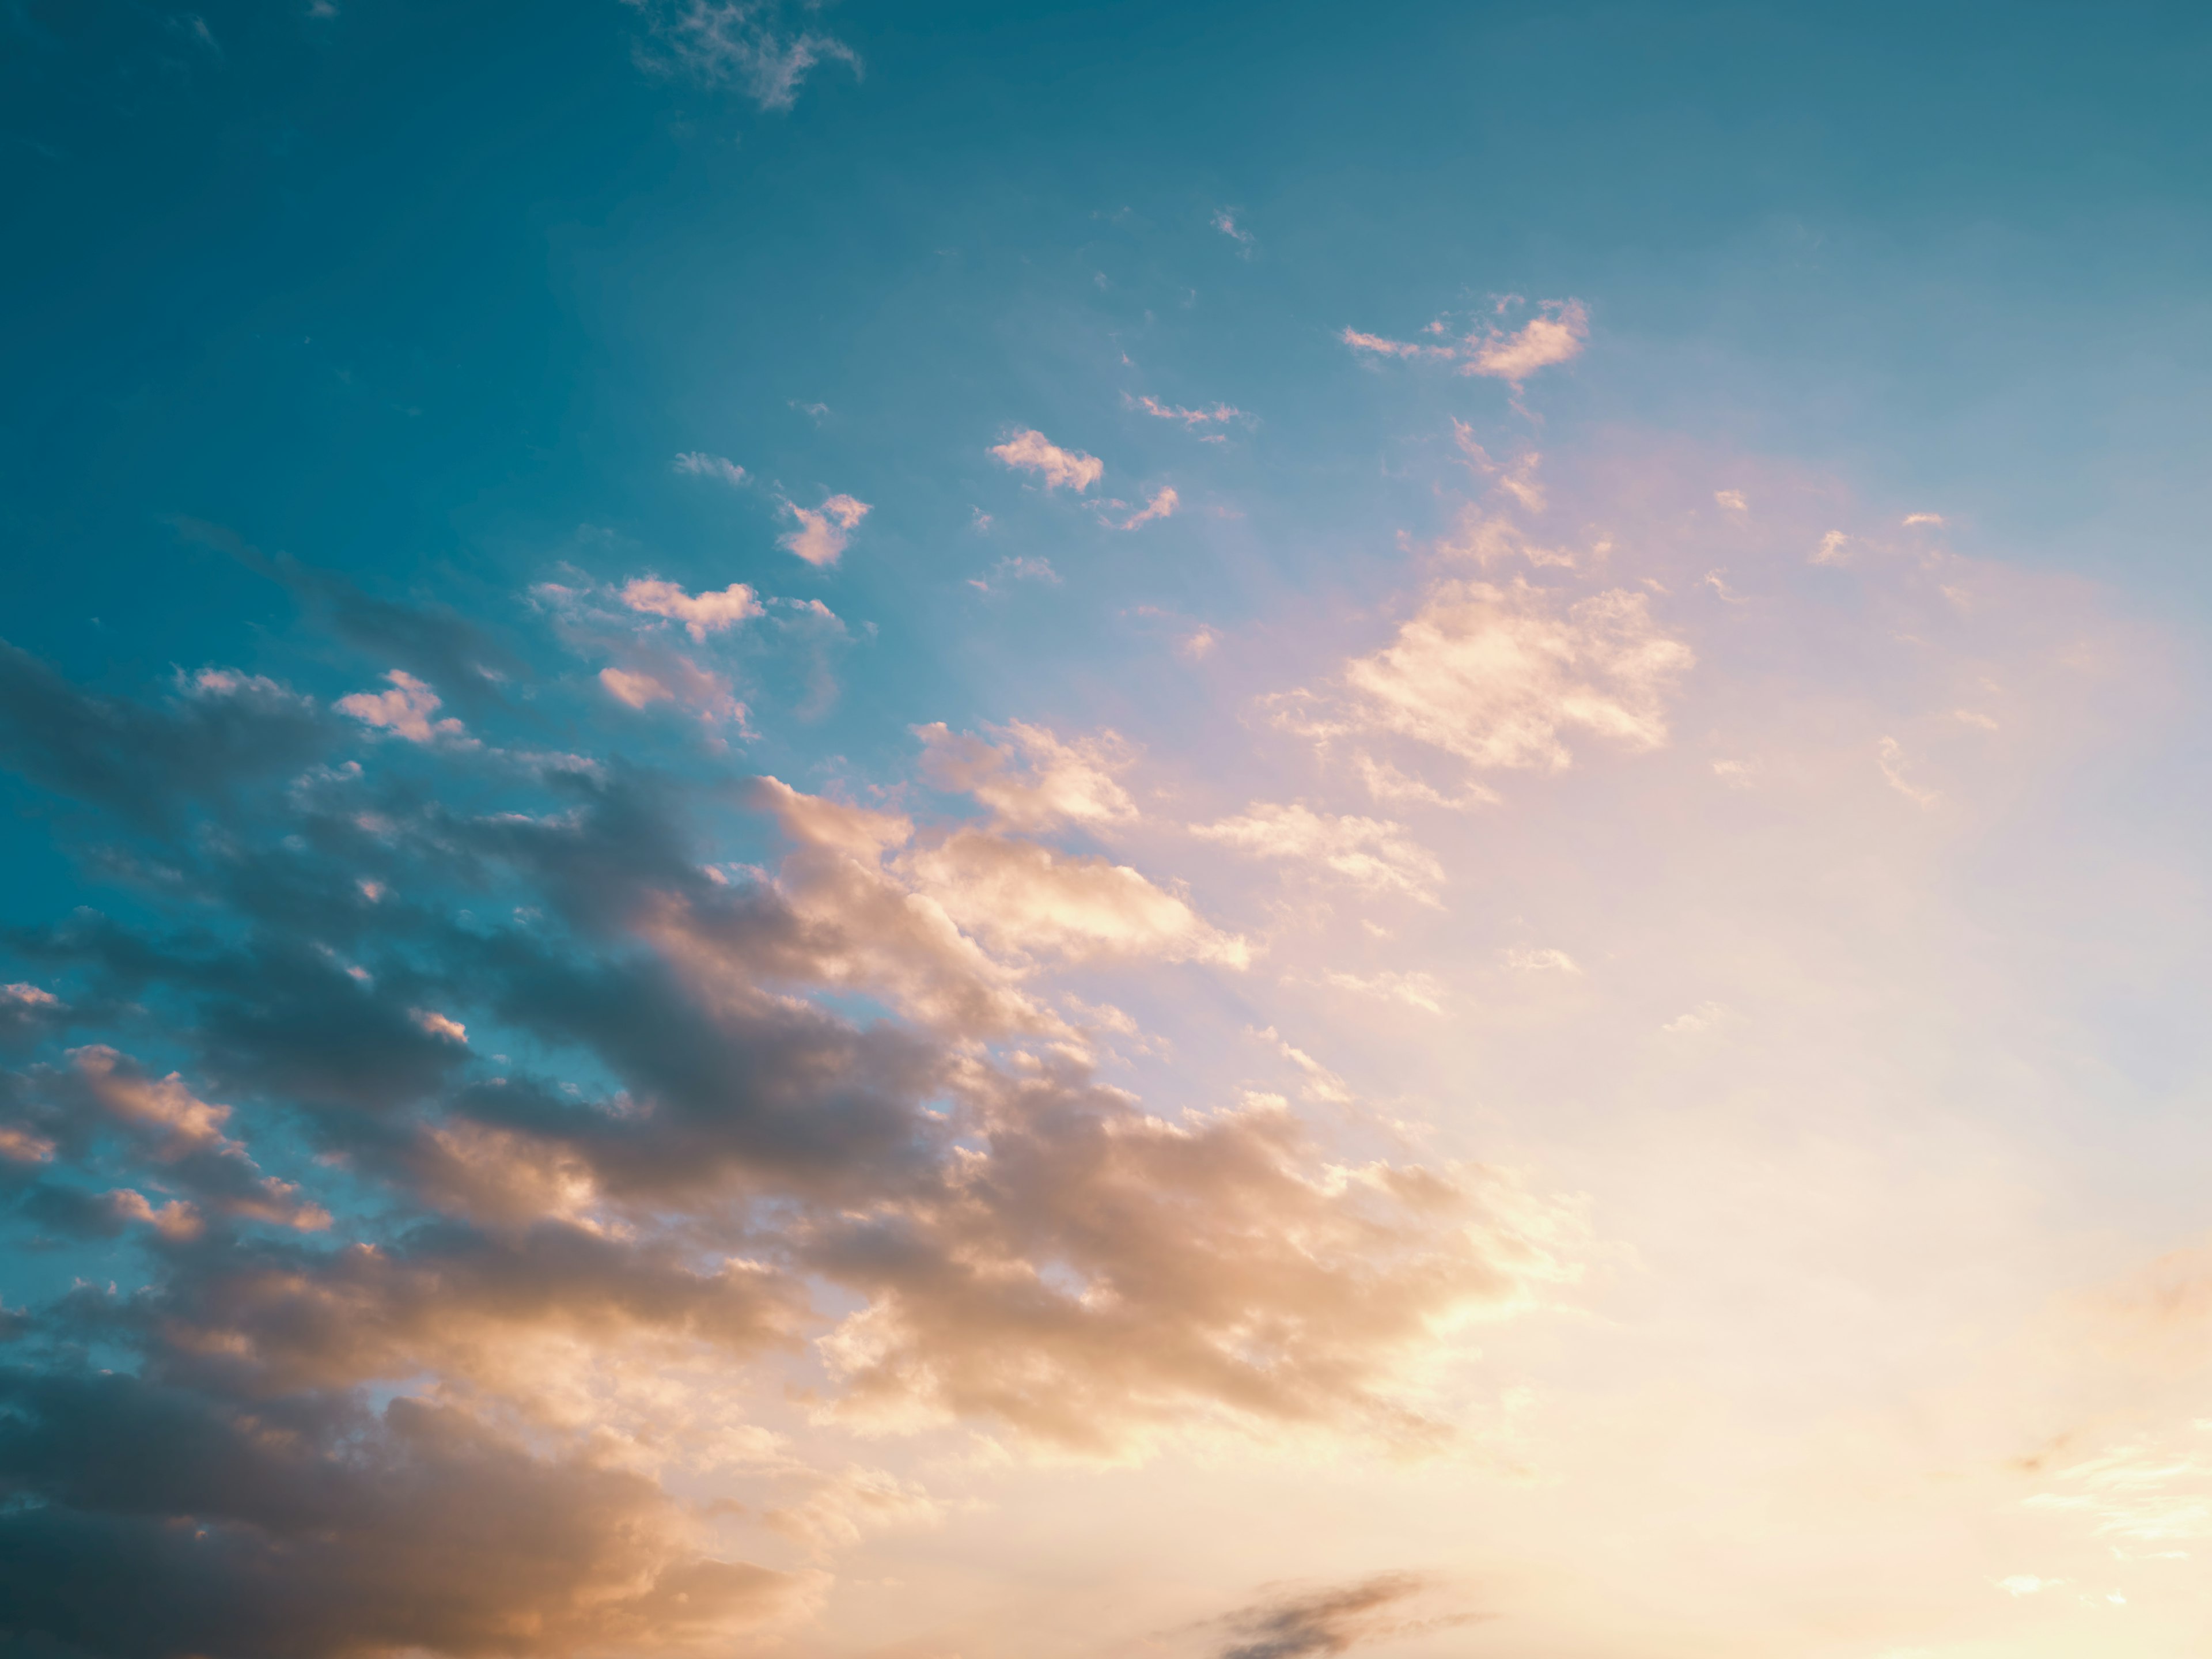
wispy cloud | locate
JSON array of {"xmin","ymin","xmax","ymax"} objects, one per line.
[
  {"xmin": 1343, "ymin": 298, "xmax": 1590, "ymax": 386},
  {"xmin": 1130, "ymin": 394, "xmax": 1252, "ymax": 430},
  {"xmin": 624, "ymin": 0, "xmax": 861, "ymax": 111},
  {"xmin": 1118, "ymin": 486, "xmax": 1179, "ymax": 529},
  {"xmin": 673, "ymin": 451, "xmax": 749, "ymax": 487}
]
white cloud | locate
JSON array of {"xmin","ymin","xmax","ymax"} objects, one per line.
[
  {"xmin": 337, "ymin": 671, "xmax": 468, "ymax": 746},
  {"xmin": 915, "ymin": 721, "xmax": 1137, "ymax": 830},
  {"xmin": 1903, "ymin": 512, "xmax": 1946, "ymax": 527},
  {"xmin": 898, "ymin": 832, "xmax": 1248, "ymax": 967},
  {"xmin": 673, "ymin": 452, "xmax": 749, "ymax": 487},
  {"xmin": 1812, "ymin": 531, "xmax": 1851, "ymax": 566},
  {"xmin": 620, "ymin": 578, "xmax": 763, "ymax": 640},
  {"xmin": 1290, "ymin": 579, "xmax": 1692, "ymax": 772},
  {"xmin": 780, "ymin": 494, "xmax": 870, "ymax": 566},
  {"xmin": 1714, "ymin": 490, "xmax": 1748, "ymax": 513},
  {"xmin": 990, "ymin": 429, "xmax": 1103, "ymax": 492},
  {"xmin": 1212, "ymin": 208, "xmax": 1255, "ymax": 249},
  {"xmin": 1193, "ymin": 802, "xmax": 1444, "ymax": 904}
]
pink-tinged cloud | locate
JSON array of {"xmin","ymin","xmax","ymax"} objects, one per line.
[
  {"xmin": 1464, "ymin": 299, "xmax": 1589, "ymax": 382},
  {"xmin": 1213, "ymin": 208, "xmax": 1255, "ymax": 248},
  {"xmin": 600, "ymin": 666, "xmax": 675, "ymax": 709},
  {"xmin": 1133, "ymin": 395, "xmax": 1250, "ymax": 428},
  {"xmin": 1341, "ymin": 328, "xmax": 1435, "ymax": 359},
  {"xmin": 1119, "ymin": 486, "xmax": 1179, "ymax": 530},
  {"xmin": 990, "ymin": 428, "xmax": 1104, "ymax": 492},
  {"xmin": 336, "ymin": 670, "xmax": 467, "ymax": 745},
  {"xmin": 620, "ymin": 578, "xmax": 764, "ymax": 640},
  {"xmin": 779, "ymin": 493, "xmax": 870, "ymax": 566}
]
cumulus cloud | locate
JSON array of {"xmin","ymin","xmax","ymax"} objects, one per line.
[
  {"xmin": 1463, "ymin": 299, "xmax": 1589, "ymax": 383},
  {"xmin": 1281, "ymin": 580, "xmax": 1692, "ymax": 772},
  {"xmin": 779, "ymin": 493, "xmax": 870, "ymax": 566},
  {"xmin": 990, "ymin": 429, "xmax": 1104, "ymax": 492},
  {"xmin": 0, "ymin": 633, "xmax": 1580, "ymax": 1649},
  {"xmin": 620, "ymin": 577, "xmax": 764, "ymax": 639},
  {"xmin": 1193, "ymin": 804, "xmax": 1445, "ymax": 904},
  {"xmin": 337, "ymin": 670, "xmax": 469, "ymax": 745}
]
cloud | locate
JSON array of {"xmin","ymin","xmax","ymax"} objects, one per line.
[
  {"xmin": 0, "ymin": 629, "xmax": 1581, "ymax": 1647},
  {"xmin": 779, "ymin": 494, "xmax": 870, "ymax": 566},
  {"xmin": 1463, "ymin": 298, "xmax": 1589, "ymax": 383},
  {"xmin": 620, "ymin": 578, "xmax": 764, "ymax": 640},
  {"xmin": 1877, "ymin": 735, "xmax": 1938, "ymax": 807},
  {"xmin": 672, "ymin": 451, "xmax": 749, "ymax": 487},
  {"xmin": 0, "ymin": 1376, "xmax": 815, "ymax": 1659},
  {"xmin": 1340, "ymin": 328, "xmax": 1439, "ymax": 361},
  {"xmin": 1323, "ymin": 971, "xmax": 1446, "ymax": 1014},
  {"xmin": 1213, "ymin": 209, "xmax": 1255, "ymax": 249},
  {"xmin": 1501, "ymin": 946, "xmax": 1578, "ymax": 974},
  {"xmin": 337, "ymin": 671, "xmax": 469, "ymax": 746},
  {"xmin": 625, "ymin": 0, "xmax": 861, "ymax": 111},
  {"xmin": 991, "ymin": 429, "xmax": 1104, "ymax": 492},
  {"xmin": 1714, "ymin": 488, "xmax": 1748, "ymax": 512},
  {"xmin": 915, "ymin": 720, "xmax": 1138, "ymax": 830},
  {"xmin": 1209, "ymin": 1574, "xmax": 1482, "ymax": 1659},
  {"xmin": 1119, "ymin": 486, "xmax": 1179, "ymax": 529},
  {"xmin": 1132, "ymin": 395, "xmax": 1251, "ymax": 430},
  {"xmin": 1342, "ymin": 299, "xmax": 1589, "ymax": 385},
  {"xmin": 897, "ymin": 832, "xmax": 1249, "ymax": 967},
  {"xmin": 1282, "ymin": 579, "xmax": 1692, "ymax": 772},
  {"xmin": 1193, "ymin": 804, "xmax": 1444, "ymax": 904},
  {"xmin": 0, "ymin": 641, "xmax": 327, "ymax": 828}
]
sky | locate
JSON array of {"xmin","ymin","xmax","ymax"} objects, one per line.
[{"xmin": 3, "ymin": 2, "xmax": 2212, "ymax": 1656}]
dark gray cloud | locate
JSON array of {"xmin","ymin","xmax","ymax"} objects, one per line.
[
  {"xmin": 0, "ymin": 636, "xmax": 1548, "ymax": 1656},
  {"xmin": 0, "ymin": 1371, "xmax": 807, "ymax": 1659},
  {"xmin": 0, "ymin": 642, "xmax": 329, "ymax": 830},
  {"xmin": 1212, "ymin": 1574, "xmax": 1479, "ymax": 1659}
]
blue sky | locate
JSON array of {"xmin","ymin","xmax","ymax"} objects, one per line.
[{"xmin": 5, "ymin": 5, "xmax": 2212, "ymax": 1657}]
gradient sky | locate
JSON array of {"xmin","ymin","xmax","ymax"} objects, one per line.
[{"xmin": 5, "ymin": 3, "xmax": 2212, "ymax": 1657}]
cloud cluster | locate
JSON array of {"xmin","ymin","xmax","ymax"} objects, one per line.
[{"xmin": 0, "ymin": 626, "xmax": 1566, "ymax": 1652}]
